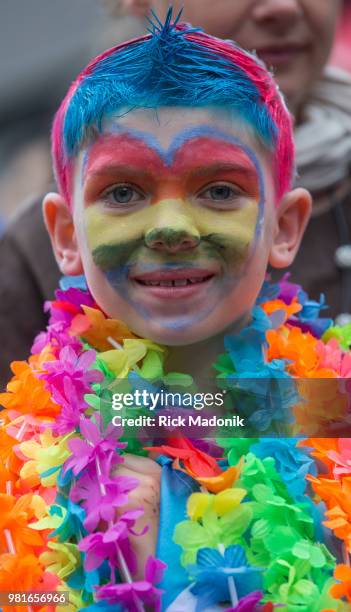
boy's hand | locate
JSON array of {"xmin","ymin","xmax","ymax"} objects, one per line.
[{"xmin": 114, "ymin": 453, "xmax": 161, "ymax": 579}]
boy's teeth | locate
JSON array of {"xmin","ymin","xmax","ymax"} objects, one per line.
[{"xmin": 141, "ymin": 276, "xmax": 211, "ymax": 287}]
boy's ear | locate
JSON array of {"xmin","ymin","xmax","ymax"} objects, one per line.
[
  {"xmin": 43, "ymin": 192, "xmax": 83, "ymax": 276},
  {"xmin": 269, "ymin": 187, "xmax": 312, "ymax": 269}
]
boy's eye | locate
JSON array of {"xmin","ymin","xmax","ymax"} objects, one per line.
[
  {"xmin": 197, "ymin": 182, "xmax": 243, "ymax": 206},
  {"xmin": 104, "ymin": 183, "xmax": 145, "ymax": 206},
  {"xmin": 205, "ymin": 185, "xmax": 233, "ymax": 200}
]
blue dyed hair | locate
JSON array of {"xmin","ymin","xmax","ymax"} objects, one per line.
[{"xmin": 53, "ymin": 9, "xmax": 294, "ymax": 204}]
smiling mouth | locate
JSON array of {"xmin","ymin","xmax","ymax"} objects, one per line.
[
  {"xmin": 130, "ymin": 269, "xmax": 217, "ymax": 296},
  {"xmin": 136, "ymin": 274, "xmax": 214, "ymax": 287}
]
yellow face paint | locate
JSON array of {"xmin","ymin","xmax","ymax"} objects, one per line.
[{"xmin": 85, "ymin": 197, "xmax": 259, "ymax": 276}]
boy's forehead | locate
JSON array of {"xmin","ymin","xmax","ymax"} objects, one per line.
[{"xmin": 77, "ymin": 106, "xmax": 271, "ymax": 182}]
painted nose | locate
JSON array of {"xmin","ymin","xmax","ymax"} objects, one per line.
[
  {"xmin": 144, "ymin": 200, "xmax": 201, "ymax": 252},
  {"xmin": 145, "ymin": 227, "xmax": 200, "ymax": 252}
]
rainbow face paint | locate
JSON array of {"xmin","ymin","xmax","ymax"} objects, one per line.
[{"xmin": 73, "ymin": 108, "xmax": 273, "ymax": 344}]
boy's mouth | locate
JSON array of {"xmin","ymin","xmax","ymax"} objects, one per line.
[{"xmin": 130, "ymin": 268, "xmax": 217, "ymax": 298}]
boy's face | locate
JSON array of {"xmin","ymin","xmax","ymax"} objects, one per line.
[
  {"xmin": 150, "ymin": 0, "xmax": 340, "ymax": 116},
  {"xmin": 45, "ymin": 107, "xmax": 310, "ymax": 346}
]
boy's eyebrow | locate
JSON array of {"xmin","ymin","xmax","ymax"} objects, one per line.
[
  {"xmin": 183, "ymin": 161, "xmax": 259, "ymax": 178},
  {"xmin": 84, "ymin": 164, "xmax": 154, "ymax": 181}
]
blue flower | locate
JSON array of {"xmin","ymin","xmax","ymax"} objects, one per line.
[
  {"xmin": 188, "ymin": 545, "xmax": 263, "ymax": 611},
  {"xmin": 224, "ymin": 307, "xmax": 271, "ymax": 371},
  {"xmin": 251, "ymin": 439, "xmax": 316, "ymax": 498},
  {"xmin": 50, "ymin": 493, "xmax": 86, "ymax": 541},
  {"xmin": 68, "ymin": 558, "xmax": 110, "ymax": 600}
]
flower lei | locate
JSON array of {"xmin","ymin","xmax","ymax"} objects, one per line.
[{"xmin": 1, "ymin": 275, "xmax": 351, "ymax": 611}]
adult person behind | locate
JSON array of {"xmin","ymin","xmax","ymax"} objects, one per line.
[
  {"xmin": 1, "ymin": 0, "xmax": 351, "ymax": 387},
  {"xmin": 121, "ymin": 0, "xmax": 351, "ymax": 323}
]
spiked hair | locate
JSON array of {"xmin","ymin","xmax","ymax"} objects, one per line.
[{"xmin": 52, "ymin": 9, "xmax": 295, "ymax": 206}]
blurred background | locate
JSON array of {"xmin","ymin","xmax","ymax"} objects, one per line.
[
  {"xmin": 0, "ymin": 0, "xmax": 350, "ymax": 230},
  {"xmin": 0, "ymin": 0, "xmax": 144, "ymax": 230}
]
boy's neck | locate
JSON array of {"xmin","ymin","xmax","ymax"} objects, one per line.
[{"xmin": 165, "ymin": 312, "xmax": 250, "ymax": 380}]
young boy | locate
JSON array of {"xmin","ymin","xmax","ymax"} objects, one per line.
[{"xmin": 1, "ymin": 11, "xmax": 350, "ymax": 612}]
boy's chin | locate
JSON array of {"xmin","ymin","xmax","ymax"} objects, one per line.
[{"xmin": 130, "ymin": 318, "xmax": 226, "ymax": 347}]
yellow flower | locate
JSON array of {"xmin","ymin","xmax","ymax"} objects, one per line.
[
  {"xmin": 187, "ymin": 487, "xmax": 247, "ymax": 520},
  {"xmin": 19, "ymin": 429, "xmax": 71, "ymax": 487},
  {"xmin": 100, "ymin": 338, "xmax": 164, "ymax": 377},
  {"xmin": 39, "ymin": 542, "xmax": 80, "ymax": 579},
  {"xmin": 188, "ymin": 493, "xmax": 212, "ymax": 520},
  {"xmin": 213, "ymin": 488, "xmax": 247, "ymax": 516}
]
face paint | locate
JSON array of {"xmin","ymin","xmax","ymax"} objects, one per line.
[
  {"xmin": 73, "ymin": 107, "xmax": 273, "ymax": 344},
  {"xmin": 81, "ymin": 124, "xmax": 264, "ymax": 329}
]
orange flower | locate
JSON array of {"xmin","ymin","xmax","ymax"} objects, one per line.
[
  {"xmin": 266, "ymin": 325, "xmax": 335, "ymax": 377},
  {"xmin": 330, "ymin": 564, "xmax": 351, "ymax": 601},
  {"xmin": 0, "ymin": 552, "xmax": 43, "ymax": 590},
  {"xmin": 323, "ymin": 506, "xmax": 351, "ymax": 549},
  {"xmin": 0, "ymin": 361, "xmax": 60, "ymax": 420},
  {"xmin": 70, "ymin": 305, "xmax": 137, "ymax": 351},
  {"xmin": 261, "ymin": 297, "xmax": 301, "ymax": 322},
  {"xmin": 0, "ymin": 427, "xmax": 18, "ymax": 463},
  {"xmin": 299, "ymin": 438, "xmax": 339, "ymax": 474},
  {"xmin": 0, "ymin": 493, "xmax": 44, "ymax": 556},
  {"xmin": 196, "ymin": 459, "xmax": 243, "ymax": 493},
  {"xmin": 294, "ymin": 381, "xmax": 348, "ymax": 436},
  {"xmin": 29, "ymin": 345, "xmax": 56, "ymax": 371}
]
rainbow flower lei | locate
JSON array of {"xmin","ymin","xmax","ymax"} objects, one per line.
[{"xmin": 1, "ymin": 276, "xmax": 351, "ymax": 611}]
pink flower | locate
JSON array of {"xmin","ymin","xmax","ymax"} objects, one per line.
[
  {"xmin": 41, "ymin": 346, "xmax": 103, "ymax": 397},
  {"xmin": 79, "ymin": 509, "xmax": 144, "ymax": 573},
  {"xmin": 63, "ymin": 415, "xmax": 125, "ymax": 476},
  {"xmin": 96, "ymin": 557, "xmax": 166, "ymax": 612},
  {"xmin": 328, "ymin": 438, "xmax": 351, "ymax": 478},
  {"xmin": 70, "ymin": 457, "xmax": 139, "ymax": 531},
  {"xmin": 31, "ymin": 322, "xmax": 82, "ymax": 355},
  {"xmin": 52, "ymin": 378, "xmax": 88, "ymax": 435},
  {"xmin": 316, "ymin": 338, "xmax": 351, "ymax": 377}
]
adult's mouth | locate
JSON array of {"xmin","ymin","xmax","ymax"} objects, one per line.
[
  {"xmin": 130, "ymin": 267, "xmax": 217, "ymax": 299},
  {"xmin": 256, "ymin": 43, "xmax": 309, "ymax": 67}
]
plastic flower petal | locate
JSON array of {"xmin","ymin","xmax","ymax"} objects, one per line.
[
  {"xmin": 19, "ymin": 429, "xmax": 72, "ymax": 486},
  {"xmin": 70, "ymin": 304, "xmax": 137, "ymax": 351},
  {"xmin": 188, "ymin": 545, "xmax": 263, "ymax": 610},
  {"xmin": 39, "ymin": 541, "xmax": 80, "ymax": 579},
  {"xmin": 330, "ymin": 564, "xmax": 351, "ymax": 601}
]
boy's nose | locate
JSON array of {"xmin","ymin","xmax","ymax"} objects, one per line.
[
  {"xmin": 145, "ymin": 227, "xmax": 200, "ymax": 252},
  {"xmin": 144, "ymin": 199, "xmax": 201, "ymax": 253}
]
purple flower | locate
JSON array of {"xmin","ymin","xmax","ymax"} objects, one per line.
[
  {"xmin": 31, "ymin": 322, "xmax": 82, "ymax": 354},
  {"xmin": 52, "ymin": 378, "xmax": 88, "ymax": 435},
  {"xmin": 41, "ymin": 346, "xmax": 103, "ymax": 397},
  {"xmin": 63, "ymin": 416, "xmax": 125, "ymax": 476},
  {"xmin": 96, "ymin": 557, "xmax": 166, "ymax": 612},
  {"xmin": 225, "ymin": 591, "xmax": 264, "ymax": 611},
  {"xmin": 46, "ymin": 288, "xmax": 95, "ymax": 328},
  {"xmin": 55, "ymin": 287, "xmax": 95, "ymax": 310},
  {"xmin": 276, "ymin": 273, "xmax": 300, "ymax": 305},
  {"xmin": 79, "ymin": 509, "xmax": 144, "ymax": 573},
  {"xmin": 70, "ymin": 458, "xmax": 139, "ymax": 531}
]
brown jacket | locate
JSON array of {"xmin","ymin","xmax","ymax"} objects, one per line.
[{"xmin": 0, "ymin": 197, "xmax": 60, "ymax": 389}]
